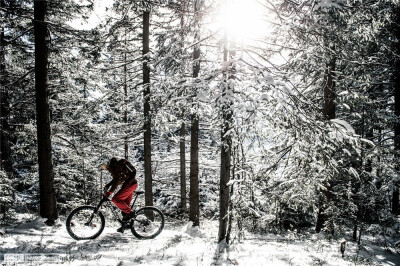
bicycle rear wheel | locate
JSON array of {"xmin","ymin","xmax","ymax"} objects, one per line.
[
  {"xmin": 131, "ymin": 207, "xmax": 164, "ymax": 239},
  {"xmin": 66, "ymin": 206, "xmax": 105, "ymax": 240}
]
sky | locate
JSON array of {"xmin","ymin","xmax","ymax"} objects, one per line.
[
  {"xmin": 69, "ymin": 0, "xmax": 273, "ymax": 43},
  {"xmin": 68, "ymin": 0, "xmax": 113, "ymax": 30}
]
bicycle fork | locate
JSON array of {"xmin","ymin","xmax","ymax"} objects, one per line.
[{"xmin": 85, "ymin": 198, "xmax": 107, "ymax": 226}]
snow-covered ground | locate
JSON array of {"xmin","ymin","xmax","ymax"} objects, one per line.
[{"xmin": 1, "ymin": 216, "xmax": 400, "ymax": 266}]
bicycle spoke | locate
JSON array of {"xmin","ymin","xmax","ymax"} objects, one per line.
[
  {"xmin": 66, "ymin": 206, "xmax": 105, "ymax": 240},
  {"xmin": 131, "ymin": 207, "xmax": 164, "ymax": 239}
]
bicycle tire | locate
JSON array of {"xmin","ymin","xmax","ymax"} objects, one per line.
[
  {"xmin": 130, "ymin": 206, "xmax": 164, "ymax": 239},
  {"xmin": 66, "ymin": 206, "xmax": 105, "ymax": 240}
]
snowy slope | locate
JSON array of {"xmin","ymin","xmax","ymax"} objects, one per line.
[{"xmin": 1, "ymin": 217, "xmax": 400, "ymax": 265}]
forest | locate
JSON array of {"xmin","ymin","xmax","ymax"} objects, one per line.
[{"xmin": 1, "ymin": 0, "xmax": 400, "ymax": 265}]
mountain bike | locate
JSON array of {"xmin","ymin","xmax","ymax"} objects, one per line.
[{"xmin": 66, "ymin": 191, "xmax": 164, "ymax": 240}]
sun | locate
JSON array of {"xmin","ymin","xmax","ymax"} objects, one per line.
[{"xmin": 216, "ymin": 0, "xmax": 270, "ymax": 43}]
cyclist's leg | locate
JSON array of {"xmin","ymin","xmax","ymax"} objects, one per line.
[
  {"xmin": 124, "ymin": 185, "xmax": 136, "ymax": 209},
  {"xmin": 112, "ymin": 183, "xmax": 138, "ymax": 214}
]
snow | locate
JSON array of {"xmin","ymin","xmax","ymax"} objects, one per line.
[
  {"xmin": 1, "ymin": 217, "xmax": 400, "ymax": 265},
  {"xmin": 329, "ymin": 119, "xmax": 356, "ymax": 142},
  {"xmin": 331, "ymin": 119, "xmax": 355, "ymax": 134}
]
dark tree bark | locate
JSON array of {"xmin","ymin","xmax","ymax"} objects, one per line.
[
  {"xmin": 315, "ymin": 57, "xmax": 336, "ymax": 234},
  {"xmin": 189, "ymin": 3, "xmax": 200, "ymax": 224},
  {"xmin": 0, "ymin": 0, "xmax": 13, "ymax": 175},
  {"xmin": 34, "ymin": 0, "xmax": 58, "ymax": 223},
  {"xmin": 323, "ymin": 58, "xmax": 336, "ymax": 120},
  {"xmin": 124, "ymin": 26, "xmax": 128, "ymax": 160},
  {"xmin": 189, "ymin": 114, "xmax": 199, "ymax": 226},
  {"xmin": 0, "ymin": 0, "xmax": 13, "ymax": 222},
  {"xmin": 393, "ymin": 190, "xmax": 399, "ymax": 215},
  {"xmin": 393, "ymin": 8, "xmax": 400, "ymax": 216},
  {"xmin": 226, "ymin": 137, "xmax": 236, "ymax": 245},
  {"xmin": 1, "ymin": 1, "xmax": 8, "ymax": 171},
  {"xmin": 143, "ymin": 11, "xmax": 153, "ymax": 207},
  {"xmin": 218, "ymin": 32, "xmax": 234, "ymax": 243},
  {"xmin": 226, "ymin": 39, "xmax": 236, "ymax": 245},
  {"xmin": 180, "ymin": 122, "xmax": 187, "ymax": 216}
]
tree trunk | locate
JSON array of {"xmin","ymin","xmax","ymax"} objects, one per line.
[
  {"xmin": 124, "ymin": 27, "xmax": 128, "ymax": 160},
  {"xmin": 364, "ymin": 127, "xmax": 374, "ymax": 221},
  {"xmin": 316, "ymin": 57, "xmax": 335, "ymax": 234},
  {"xmin": 180, "ymin": 122, "xmax": 187, "ymax": 217},
  {"xmin": 353, "ymin": 223, "xmax": 358, "ymax": 241},
  {"xmin": 0, "ymin": 0, "xmax": 12, "ymax": 222},
  {"xmin": 392, "ymin": 190, "xmax": 399, "ymax": 215},
  {"xmin": 219, "ymin": 98, "xmax": 232, "ymax": 243},
  {"xmin": 226, "ymin": 145, "xmax": 236, "ymax": 245},
  {"xmin": 34, "ymin": 0, "xmax": 58, "ymax": 223},
  {"xmin": 189, "ymin": 114, "xmax": 199, "ymax": 226},
  {"xmin": 323, "ymin": 58, "xmax": 336, "ymax": 120},
  {"xmin": 393, "ymin": 8, "xmax": 400, "ymax": 216},
  {"xmin": 143, "ymin": 11, "xmax": 153, "ymax": 207},
  {"xmin": 218, "ymin": 30, "xmax": 234, "ymax": 243},
  {"xmin": 189, "ymin": 0, "xmax": 201, "ymax": 227},
  {"xmin": 0, "ymin": 0, "xmax": 12, "ymax": 175}
]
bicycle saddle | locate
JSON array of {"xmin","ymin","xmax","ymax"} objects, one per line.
[{"xmin": 135, "ymin": 191, "xmax": 145, "ymax": 195}]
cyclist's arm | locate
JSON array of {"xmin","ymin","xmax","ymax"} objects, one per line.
[{"xmin": 108, "ymin": 175, "xmax": 123, "ymax": 193}]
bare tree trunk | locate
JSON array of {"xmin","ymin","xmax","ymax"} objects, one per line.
[
  {"xmin": 83, "ymin": 154, "xmax": 87, "ymax": 203},
  {"xmin": 323, "ymin": 58, "xmax": 336, "ymax": 120},
  {"xmin": 189, "ymin": 114, "xmax": 199, "ymax": 226},
  {"xmin": 393, "ymin": 8, "xmax": 400, "ymax": 216},
  {"xmin": 0, "ymin": 0, "xmax": 11, "ymax": 223},
  {"xmin": 226, "ymin": 145, "xmax": 236, "ymax": 245},
  {"xmin": 189, "ymin": 0, "xmax": 201, "ymax": 227},
  {"xmin": 180, "ymin": 121, "xmax": 187, "ymax": 217},
  {"xmin": 219, "ymin": 95, "xmax": 232, "ymax": 242},
  {"xmin": 393, "ymin": 190, "xmax": 399, "ymax": 215},
  {"xmin": 0, "ymin": 0, "xmax": 12, "ymax": 175},
  {"xmin": 143, "ymin": 11, "xmax": 153, "ymax": 207},
  {"xmin": 393, "ymin": 81, "xmax": 400, "ymax": 215},
  {"xmin": 316, "ymin": 57, "xmax": 335, "ymax": 234},
  {"xmin": 34, "ymin": 0, "xmax": 58, "ymax": 223},
  {"xmin": 218, "ymin": 29, "xmax": 234, "ymax": 243},
  {"xmin": 124, "ymin": 26, "xmax": 128, "ymax": 160}
]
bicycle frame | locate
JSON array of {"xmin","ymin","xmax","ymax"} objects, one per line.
[{"xmin": 88, "ymin": 192, "xmax": 141, "ymax": 226}]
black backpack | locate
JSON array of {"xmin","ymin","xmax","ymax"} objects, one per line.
[{"xmin": 119, "ymin": 159, "xmax": 136, "ymax": 177}]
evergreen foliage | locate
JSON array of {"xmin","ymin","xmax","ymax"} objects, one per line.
[{"xmin": 1, "ymin": 0, "xmax": 400, "ymax": 244}]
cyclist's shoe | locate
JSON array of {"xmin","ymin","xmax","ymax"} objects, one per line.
[{"xmin": 117, "ymin": 222, "xmax": 130, "ymax": 233}]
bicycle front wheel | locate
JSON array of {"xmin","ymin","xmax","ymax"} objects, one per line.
[
  {"xmin": 66, "ymin": 206, "xmax": 105, "ymax": 240},
  {"xmin": 131, "ymin": 207, "xmax": 164, "ymax": 239}
]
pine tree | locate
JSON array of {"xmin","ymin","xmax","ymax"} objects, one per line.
[
  {"xmin": 143, "ymin": 8, "xmax": 153, "ymax": 208},
  {"xmin": 34, "ymin": 0, "xmax": 57, "ymax": 223},
  {"xmin": 189, "ymin": 0, "xmax": 201, "ymax": 227},
  {"xmin": 0, "ymin": 0, "xmax": 12, "ymax": 176},
  {"xmin": 218, "ymin": 0, "xmax": 234, "ymax": 242},
  {"xmin": 392, "ymin": 2, "xmax": 400, "ymax": 216}
]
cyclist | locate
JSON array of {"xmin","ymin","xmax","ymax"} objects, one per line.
[{"xmin": 102, "ymin": 157, "xmax": 138, "ymax": 232}]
